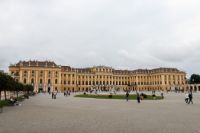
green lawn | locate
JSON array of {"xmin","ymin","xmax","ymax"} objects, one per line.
[{"xmin": 75, "ymin": 94, "xmax": 163, "ymax": 100}]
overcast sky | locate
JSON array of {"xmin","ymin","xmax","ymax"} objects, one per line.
[{"xmin": 0, "ymin": 0, "xmax": 200, "ymax": 76}]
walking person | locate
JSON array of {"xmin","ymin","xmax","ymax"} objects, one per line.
[
  {"xmin": 137, "ymin": 93, "xmax": 140, "ymax": 103},
  {"xmin": 185, "ymin": 92, "xmax": 189, "ymax": 103},
  {"xmin": 67, "ymin": 90, "xmax": 71, "ymax": 96},
  {"xmin": 54, "ymin": 90, "xmax": 57, "ymax": 99},
  {"xmin": 188, "ymin": 91, "xmax": 193, "ymax": 104},
  {"xmin": 48, "ymin": 88, "xmax": 51, "ymax": 95},
  {"xmin": 52, "ymin": 91, "xmax": 54, "ymax": 99},
  {"xmin": 64, "ymin": 89, "xmax": 67, "ymax": 97},
  {"xmin": 126, "ymin": 91, "xmax": 129, "ymax": 102},
  {"xmin": 161, "ymin": 91, "xmax": 164, "ymax": 99}
]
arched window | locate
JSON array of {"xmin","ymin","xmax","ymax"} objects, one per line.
[
  {"xmin": 40, "ymin": 79, "xmax": 43, "ymax": 84},
  {"xmin": 48, "ymin": 79, "xmax": 51, "ymax": 84},
  {"xmin": 24, "ymin": 78, "xmax": 26, "ymax": 84},
  {"xmin": 55, "ymin": 79, "xmax": 58, "ymax": 84},
  {"xmin": 31, "ymin": 78, "xmax": 34, "ymax": 84}
]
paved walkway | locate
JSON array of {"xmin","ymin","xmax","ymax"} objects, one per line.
[{"xmin": 0, "ymin": 92, "xmax": 200, "ymax": 133}]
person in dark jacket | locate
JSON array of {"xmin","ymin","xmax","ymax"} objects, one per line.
[
  {"xmin": 126, "ymin": 91, "xmax": 129, "ymax": 101},
  {"xmin": 137, "ymin": 93, "xmax": 140, "ymax": 103},
  {"xmin": 52, "ymin": 92, "xmax": 54, "ymax": 99},
  {"xmin": 188, "ymin": 91, "xmax": 193, "ymax": 104}
]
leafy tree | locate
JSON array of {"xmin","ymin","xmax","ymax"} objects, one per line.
[
  {"xmin": 0, "ymin": 72, "xmax": 10, "ymax": 100},
  {"xmin": 0, "ymin": 71, "xmax": 35, "ymax": 101},
  {"xmin": 189, "ymin": 74, "xmax": 200, "ymax": 84},
  {"xmin": 0, "ymin": 72, "xmax": 6, "ymax": 100},
  {"xmin": 15, "ymin": 82, "xmax": 24, "ymax": 98},
  {"xmin": 24, "ymin": 84, "xmax": 34, "ymax": 95}
]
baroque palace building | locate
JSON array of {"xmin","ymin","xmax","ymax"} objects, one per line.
[{"xmin": 9, "ymin": 60, "xmax": 187, "ymax": 92}]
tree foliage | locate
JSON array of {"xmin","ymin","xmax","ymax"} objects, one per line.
[
  {"xmin": 189, "ymin": 74, "xmax": 200, "ymax": 84},
  {"xmin": 0, "ymin": 72, "xmax": 34, "ymax": 100}
]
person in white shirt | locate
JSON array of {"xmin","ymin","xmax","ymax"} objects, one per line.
[{"xmin": 185, "ymin": 92, "xmax": 189, "ymax": 103}]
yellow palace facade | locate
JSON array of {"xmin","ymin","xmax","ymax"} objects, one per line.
[{"xmin": 9, "ymin": 61, "xmax": 187, "ymax": 92}]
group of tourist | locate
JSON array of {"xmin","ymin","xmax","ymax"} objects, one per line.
[
  {"xmin": 49, "ymin": 88, "xmax": 195, "ymax": 105},
  {"xmin": 125, "ymin": 91, "xmax": 141, "ymax": 103},
  {"xmin": 64, "ymin": 90, "xmax": 71, "ymax": 97},
  {"xmin": 50, "ymin": 89, "xmax": 72, "ymax": 99}
]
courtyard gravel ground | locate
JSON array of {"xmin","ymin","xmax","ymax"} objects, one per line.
[{"xmin": 0, "ymin": 92, "xmax": 200, "ymax": 133}]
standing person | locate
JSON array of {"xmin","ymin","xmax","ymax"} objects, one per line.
[
  {"xmin": 161, "ymin": 92, "xmax": 164, "ymax": 99},
  {"xmin": 137, "ymin": 93, "xmax": 140, "ymax": 103},
  {"xmin": 52, "ymin": 91, "xmax": 54, "ymax": 99},
  {"xmin": 126, "ymin": 91, "xmax": 129, "ymax": 102},
  {"xmin": 188, "ymin": 91, "xmax": 193, "ymax": 104},
  {"xmin": 64, "ymin": 89, "xmax": 67, "ymax": 97},
  {"xmin": 54, "ymin": 90, "xmax": 57, "ymax": 99},
  {"xmin": 68, "ymin": 90, "xmax": 71, "ymax": 96},
  {"xmin": 185, "ymin": 92, "xmax": 189, "ymax": 103},
  {"xmin": 48, "ymin": 88, "xmax": 51, "ymax": 95}
]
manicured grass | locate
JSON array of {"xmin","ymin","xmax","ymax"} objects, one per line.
[{"xmin": 75, "ymin": 94, "xmax": 163, "ymax": 100}]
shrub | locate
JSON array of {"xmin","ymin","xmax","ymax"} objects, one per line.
[
  {"xmin": 24, "ymin": 94, "xmax": 29, "ymax": 99},
  {"xmin": 108, "ymin": 94, "xmax": 112, "ymax": 98},
  {"xmin": 152, "ymin": 94, "xmax": 156, "ymax": 97},
  {"xmin": 140, "ymin": 93, "xmax": 147, "ymax": 98}
]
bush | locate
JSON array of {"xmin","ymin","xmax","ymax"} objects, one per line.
[
  {"xmin": 140, "ymin": 93, "xmax": 147, "ymax": 98},
  {"xmin": 17, "ymin": 96, "xmax": 25, "ymax": 101},
  {"xmin": 152, "ymin": 94, "xmax": 156, "ymax": 97},
  {"xmin": 29, "ymin": 92, "xmax": 36, "ymax": 96},
  {"xmin": 24, "ymin": 94, "xmax": 29, "ymax": 99},
  {"xmin": 108, "ymin": 94, "xmax": 112, "ymax": 98},
  {"xmin": 0, "ymin": 100, "xmax": 9, "ymax": 107}
]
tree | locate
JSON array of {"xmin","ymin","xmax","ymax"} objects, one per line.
[
  {"xmin": 15, "ymin": 82, "xmax": 24, "ymax": 98},
  {"xmin": 3, "ymin": 73, "xmax": 16, "ymax": 100},
  {"xmin": 24, "ymin": 84, "xmax": 34, "ymax": 99},
  {"xmin": 0, "ymin": 72, "xmax": 10, "ymax": 100},
  {"xmin": 0, "ymin": 72, "xmax": 18, "ymax": 100},
  {"xmin": 0, "ymin": 71, "xmax": 35, "ymax": 101},
  {"xmin": 189, "ymin": 74, "xmax": 200, "ymax": 84},
  {"xmin": 0, "ymin": 72, "xmax": 5, "ymax": 101}
]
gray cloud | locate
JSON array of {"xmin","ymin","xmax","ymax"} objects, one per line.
[{"xmin": 0, "ymin": 0, "xmax": 200, "ymax": 75}]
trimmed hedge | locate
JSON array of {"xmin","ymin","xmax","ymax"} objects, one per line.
[{"xmin": 75, "ymin": 94, "xmax": 163, "ymax": 100}]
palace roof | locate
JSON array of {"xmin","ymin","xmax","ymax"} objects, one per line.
[{"xmin": 10, "ymin": 60, "xmax": 59, "ymax": 68}]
